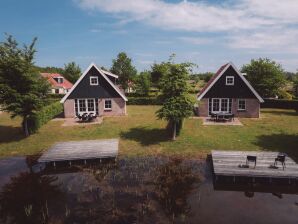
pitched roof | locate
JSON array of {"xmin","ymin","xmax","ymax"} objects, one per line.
[
  {"xmin": 197, "ymin": 63, "xmax": 229, "ymax": 98},
  {"xmin": 41, "ymin": 73, "xmax": 73, "ymax": 89},
  {"xmin": 197, "ymin": 62, "xmax": 264, "ymax": 103},
  {"xmin": 60, "ymin": 63, "xmax": 128, "ymax": 103}
]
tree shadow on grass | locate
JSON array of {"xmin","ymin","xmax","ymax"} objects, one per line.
[
  {"xmin": 120, "ymin": 127, "xmax": 170, "ymax": 146},
  {"xmin": 0, "ymin": 125, "xmax": 24, "ymax": 143},
  {"xmin": 254, "ymin": 133, "xmax": 298, "ymax": 162}
]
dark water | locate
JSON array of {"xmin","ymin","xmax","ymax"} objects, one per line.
[{"xmin": 0, "ymin": 156, "xmax": 297, "ymax": 224}]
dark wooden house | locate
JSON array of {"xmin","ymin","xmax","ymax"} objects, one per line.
[
  {"xmin": 197, "ymin": 62, "xmax": 264, "ymax": 118},
  {"xmin": 60, "ymin": 63, "xmax": 127, "ymax": 118}
]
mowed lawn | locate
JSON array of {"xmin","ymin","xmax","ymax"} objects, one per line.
[{"xmin": 0, "ymin": 106, "xmax": 297, "ymax": 158}]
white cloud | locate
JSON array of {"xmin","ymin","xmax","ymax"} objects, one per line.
[
  {"xmin": 178, "ymin": 37, "xmax": 212, "ymax": 45},
  {"xmin": 76, "ymin": 0, "xmax": 280, "ymax": 31},
  {"xmin": 228, "ymin": 28, "xmax": 298, "ymax": 52},
  {"xmin": 76, "ymin": 0, "xmax": 298, "ymax": 53}
]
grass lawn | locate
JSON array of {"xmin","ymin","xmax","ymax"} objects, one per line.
[{"xmin": 0, "ymin": 106, "xmax": 297, "ymax": 159}]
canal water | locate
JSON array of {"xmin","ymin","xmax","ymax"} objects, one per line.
[{"xmin": 0, "ymin": 156, "xmax": 297, "ymax": 224}]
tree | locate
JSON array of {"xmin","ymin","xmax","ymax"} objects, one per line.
[
  {"xmin": 63, "ymin": 61, "xmax": 81, "ymax": 83},
  {"xmin": 241, "ymin": 58, "xmax": 286, "ymax": 98},
  {"xmin": 110, "ymin": 52, "xmax": 137, "ymax": 91},
  {"xmin": 150, "ymin": 62, "xmax": 169, "ymax": 88},
  {"xmin": 135, "ymin": 71, "xmax": 151, "ymax": 96},
  {"xmin": 156, "ymin": 62, "xmax": 194, "ymax": 140},
  {"xmin": 0, "ymin": 35, "xmax": 49, "ymax": 136}
]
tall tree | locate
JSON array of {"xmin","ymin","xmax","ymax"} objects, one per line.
[
  {"xmin": 241, "ymin": 58, "xmax": 286, "ymax": 98},
  {"xmin": 150, "ymin": 62, "xmax": 169, "ymax": 88},
  {"xmin": 110, "ymin": 52, "xmax": 137, "ymax": 91},
  {"xmin": 156, "ymin": 62, "xmax": 194, "ymax": 140},
  {"xmin": 135, "ymin": 71, "xmax": 151, "ymax": 96},
  {"xmin": 63, "ymin": 61, "xmax": 81, "ymax": 83},
  {"xmin": 0, "ymin": 35, "xmax": 49, "ymax": 136}
]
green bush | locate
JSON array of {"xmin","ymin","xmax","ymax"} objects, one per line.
[
  {"xmin": 261, "ymin": 99, "xmax": 298, "ymax": 111},
  {"xmin": 127, "ymin": 96, "xmax": 162, "ymax": 105},
  {"xmin": 28, "ymin": 101, "xmax": 63, "ymax": 134}
]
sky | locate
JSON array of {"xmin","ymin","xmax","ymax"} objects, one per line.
[{"xmin": 1, "ymin": 0, "xmax": 298, "ymax": 73}]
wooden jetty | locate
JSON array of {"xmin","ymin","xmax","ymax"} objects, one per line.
[
  {"xmin": 38, "ymin": 139, "xmax": 119, "ymax": 164},
  {"xmin": 212, "ymin": 150, "xmax": 298, "ymax": 182}
]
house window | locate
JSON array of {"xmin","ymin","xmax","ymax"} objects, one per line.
[
  {"xmin": 226, "ymin": 76, "xmax": 234, "ymax": 85},
  {"xmin": 87, "ymin": 99, "xmax": 95, "ymax": 111},
  {"xmin": 77, "ymin": 99, "xmax": 97, "ymax": 114},
  {"xmin": 55, "ymin": 89, "xmax": 59, "ymax": 94},
  {"xmin": 238, "ymin": 99, "xmax": 246, "ymax": 111},
  {"xmin": 54, "ymin": 77, "xmax": 64, "ymax": 84},
  {"xmin": 221, "ymin": 99, "xmax": 229, "ymax": 112},
  {"xmin": 78, "ymin": 99, "xmax": 87, "ymax": 112},
  {"xmin": 90, "ymin": 76, "xmax": 98, "ymax": 85},
  {"xmin": 104, "ymin": 99, "xmax": 112, "ymax": 110},
  {"xmin": 211, "ymin": 98, "xmax": 232, "ymax": 114},
  {"xmin": 212, "ymin": 99, "xmax": 220, "ymax": 112}
]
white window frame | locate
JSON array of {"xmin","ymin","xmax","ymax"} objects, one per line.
[
  {"xmin": 90, "ymin": 76, "xmax": 99, "ymax": 86},
  {"xmin": 104, "ymin": 99, "xmax": 112, "ymax": 110},
  {"xmin": 211, "ymin": 98, "xmax": 231, "ymax": 113},
  {"xmin": 226, "ymin": 76, "xmax": 234, "ymax": 86},
  {"xmin": 76, "ymin": 98, "xmax": 96, "ymax": 114},
  {"xmin": 238, "ymin": 99, "xmax": 246, "ymax": 111}
]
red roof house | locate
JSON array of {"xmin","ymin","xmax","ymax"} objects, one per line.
[{"xmin": 41, "ymin": 73, "xmax": 73, "ymax": 94}]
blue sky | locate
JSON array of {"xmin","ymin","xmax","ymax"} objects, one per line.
[{"xmin": 1, "ymin": 0, "xmax": 298, "ymax": 73}]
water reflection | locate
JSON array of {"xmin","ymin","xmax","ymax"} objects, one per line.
[
  {"xmin": 0, "ymin": 156, "xmax": 297, "ymax": 224},
  {"xmin": 0, "ymin": 172, "xmax": 65, "ymax": 224}
]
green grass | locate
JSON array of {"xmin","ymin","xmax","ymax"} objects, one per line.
[{"xmin": 0, "ymin": 106, "xmax": 297, "ymax": 159}]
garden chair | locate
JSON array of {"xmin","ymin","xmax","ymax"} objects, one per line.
[
  {"xmin": 246, "ymin": 155, "xmax": 257, "ymax": 168},
  {"xmin": 274, "ymin": 154, "xmax": 286, "ymax": 170}
]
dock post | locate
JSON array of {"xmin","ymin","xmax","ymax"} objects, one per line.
[
  {"xmin": 53, "ymin": 161, "xmax": 56, "ymax": 167},
  {"xmin": 84, "ymin": 160, "xmax": 87, "ymax": 165},
  {"xmin": 69, "ymin": 161, "xmax": 72, "ymax": 166}
]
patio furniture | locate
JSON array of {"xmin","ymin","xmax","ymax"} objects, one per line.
[
  {"xmin": 215, "ymin": 112, "xmax": 234, "ymax": 122},
  {"xmin": 246, "ymin": 155, "xmax": 257, "ymax": 168},
  {"xmin": 210, "ymin": 112, "xmax": 217, "ymax": 121},
  {"xmin": 274, "ymin": 153, "xmax": 286, "ymax": 170},
  {"xmin": 76, "ymin": 113, "xmax": 96, "ymax": 122}
]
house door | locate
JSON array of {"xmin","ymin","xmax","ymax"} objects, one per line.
[
  {"xmin": 77, "ymin": 99, "xmax": 96, "ymax": 115},
  {"xmin": 211, "ymin": 98, "xmax": 231, "ymax": 113}
]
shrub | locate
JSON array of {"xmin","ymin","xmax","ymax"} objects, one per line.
[
  {"xmin": 127, "ymin": 97, "xmax": 162, "ymax": 105},
  {"xmin": 27, "ymin": 102, "xmax": 63, "ymax": 134},
  {"xmin": 261, "ymin": 99, "xmax": 298, "ymax": 111}
]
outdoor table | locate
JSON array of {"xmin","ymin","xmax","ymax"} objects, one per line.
[{"xmin": 214, "ymin": 112, "xmax": 234, "ymax": 122}]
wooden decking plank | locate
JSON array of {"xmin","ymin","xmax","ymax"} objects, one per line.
[
  {"xmin": 212, "ymin": 150, "xmax": 298, "ymax": 180},
  {"xmin": 38, "ymin": 139, "xmax": 119, "ymax": 163}
]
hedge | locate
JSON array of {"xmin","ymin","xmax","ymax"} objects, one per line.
[
  {"xmin": 127, "ymin": 97, "xmax": 162, "ymax": 105},
  {"xmin": 28, "ymin": 101, "xmax": 63, "ymax": 134},
  {"xmin": 261, "ymin": 99, "xmax": 298, "ymax": 111}
]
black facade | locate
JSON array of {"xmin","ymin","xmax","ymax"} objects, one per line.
[
  {"xmin": 67, "ymin": 66, "xmax": 121, "ymax": 99},
  {"xmin": 204, "ymin": 66, "xmax": 256, "ymax": 99}
]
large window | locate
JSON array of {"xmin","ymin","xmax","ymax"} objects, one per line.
[
  {"xmin": 76, "ymin": 99, "xmax": 97, "ymax": 115},
  {"xmin": 226, "ymin": 76, "xmax": 234, "ymax": 86},
  {"xmin": 90, "ymin": 76, "xmax": 99, "ymax": 85},
  {"xmin": 238, "ymin": 99, "xmax": 246, "ymax": 111},
  {"xmin": 211, "ymin": 98, "xmax": 232, "ymax": 114},
  {"xmin": 104, "ymin": 99, "xmax": 112, "ymax": 110}
]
